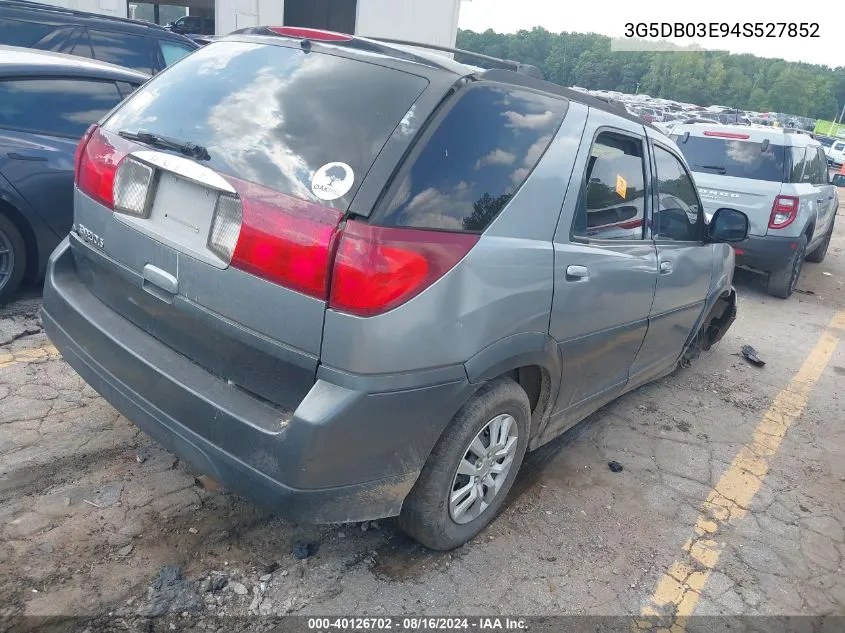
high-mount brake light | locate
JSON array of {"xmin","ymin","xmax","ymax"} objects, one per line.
[{"xmin": 268, "ymin": 26, "xmax": 354, "ymax": 41}]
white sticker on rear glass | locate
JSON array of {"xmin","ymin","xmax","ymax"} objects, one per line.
[{"xmin": 311, "ymin": 162, "xmax": 354, "ymax": 201}]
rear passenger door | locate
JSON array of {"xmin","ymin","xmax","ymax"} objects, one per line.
[
  {"xmin": 630, "ymin": 140, "xmax": 712, "ymax": 380},
  {"xmin": 549, "ymin": 111, "xmax": 658, "ymax": 427},
  {"xmin": 809, "ymin": 146, "xmax": 835, "ymax": 242}
]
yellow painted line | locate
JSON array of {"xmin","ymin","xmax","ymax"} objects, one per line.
[
  {"xmin": 0, "ymin": 343, "xmax": 60, "ymax": 368},
  {"xmin": 638, "ymin": 309, "xmax": 845, "ymax": 631}
]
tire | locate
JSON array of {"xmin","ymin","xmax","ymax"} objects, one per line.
[
  {"xmin": 399, "ymin": 377, "xmax": 530, "ymax": 551},
  {"xmin": 806, "ymin": 220, "xmax": 834, "ymax": 263},
  {"xmin": 766, "ymin": 235, "xmax": 807, "ymax": 299},
  {"xmin": 0, "ymin": 214, "xmax": 26, "ymax": 306}
]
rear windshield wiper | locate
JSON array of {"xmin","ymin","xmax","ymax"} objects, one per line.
[
  {"xmin": 118, "ymin": 130, "xmax": 210, "ymax": 161},
  {"xmin": 696, "ymin": 164, "xmax": 727, "ymax": 174}
]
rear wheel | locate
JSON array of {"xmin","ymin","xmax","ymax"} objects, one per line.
[
  {"xmin": 0, "ymin": 214, "xmax": 26, "ymax": 305},
  {"xmin": 806, "ymin": 220, "xmax": 834, "ymax": 263},
  {"xmin": 766, "ymin": 235, "xmax": 806, "ymax": 299},
  {"xmin": 399, "ymin": 377, "xmax": 530, "ymax": 550}
]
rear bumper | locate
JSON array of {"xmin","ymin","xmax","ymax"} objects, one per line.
[
  {"xmin": 42, "ymin": 238, "xmax": 474, "ymax": 523},
  {"xmin": 734, "ymin": 234, "xmax": 799, "ymax": 274}
]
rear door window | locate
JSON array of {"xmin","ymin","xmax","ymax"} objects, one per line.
[
  {"xmin": 103, "ymin": 41, "xmax": 429, "ymax": 212},
  {"xmin": 571, "ymin": 131, "xmax": 647, "ymax": 240},
  {"xmin": 158, "ymin": 40, "xmax": 194, "ymax": 66},
  {"xmin": 674, "ymin": 134, "xmax": 785, "ymax": 182},
  {"xmin": 653, "ymin": 145, "xmax": 702, "ymax": 242},
  {"xmin": 0, "ymin": 17, "xmax": 53, "ymax": 46},
  {"xmin": 788, "ymin": 147, "xmax": 808, "ymax": 183},
  {"xmin": 376, "ymin": 84, "xmax": 567, "ymax": 231},
  {"xmin": 88, "ymin": 29, "xmax": 154, "ymax": 73},
  {"xmin": 0, "ymin": 78, "xmax": 124, "ymax": 138}
]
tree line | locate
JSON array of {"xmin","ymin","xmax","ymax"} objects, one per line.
[{"xmin": 456, "ymin": 28, "xmax": 843, "ymax": 120}]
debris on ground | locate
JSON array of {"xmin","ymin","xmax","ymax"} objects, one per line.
[
  {"xmin": 292, "ymin": 542, "xmax": 319, "ymax": 560},
  {"xmin": 740, "ymin": 345, "xmax": 766, "ymax": 367},
  {"xmin": 136, "ymin": 565, "xmax": 203, "ymax": 617},
  {"xmin": 608, "ymin": 461, "xmax": 624, "ymax": 473},
  {"xmin": 795, "ymin": 288, "xmax": 815, "ymax": 295},
  {"xmin": 822, "ymin": 272, "xmax": 832, "ymax": 276},
  {"xmin": 194, "ymin": 475, "xmax": 222, "ymax": 491}
]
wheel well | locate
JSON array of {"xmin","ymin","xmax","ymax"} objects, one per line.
[
  {"xmin": 805, "ymin": 222, "xmax": 814, "ymax": 243},
  {"xmin": 506, "ymin": 365, "xmax": 552, "ymax": 439},
  {"xmin": 0, "ymin": 199, "xmax": 37, "ymax": 280}
]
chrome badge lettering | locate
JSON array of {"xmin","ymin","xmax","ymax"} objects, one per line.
[
  {"xmin": 698, "ymin": 189, "xmax": 740, "ymax": 199},
  {"xmin": 76, "ymin": 224, "xmax": 104, "ymax": 249}
]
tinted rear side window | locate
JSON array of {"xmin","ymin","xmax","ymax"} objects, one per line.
[
  {"xmin": 104, "ymin": 42, "xmax": 429, "ymax": 211},
  {"xmin": 674, "ymin": 135, "xmax": 785, "ymax": 182},
  {"xmin": 0, "ymin": 17, "xmax": 53, "ymax": 46},
  {"xmin": 0, "ymin": 78, "xmax": 124, "ymax": 138},
  {"xmin": 158, "ymin": 40, "xmax": 194, "ymax": 66},
  {"xmin": 377, "ymin": 85, "xmax": 567, "ymax": 231},
  {"xmin": 88, "ymin": 29, "xmax": 154, "ymax": 73}
]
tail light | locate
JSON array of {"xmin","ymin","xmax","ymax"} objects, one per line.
[
  {"xmin": 329, "ymin": 222, "xmax": 479, "ymax": 317},
  {"xmin": 219, "ymin": 177, "xmax": 343, "ymax": 299},
  {"xmin": 76, "ymin": 127, "xmax": 130, "ymax": 208},
  {"xmin": 769, "ymin": 195, "xmax": 799, "ymax": 229},
  {"xmin": 267, "ymin": 26, "xmax": 354, "ymax": 41},
  {"xmin": 74, "ymin": 124, "xmax": 97, "ymax": 184},
  {"xmin": 703, "ymin": 130, "xmax": 750, "ymax": 139}
]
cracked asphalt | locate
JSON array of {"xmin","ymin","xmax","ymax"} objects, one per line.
[{"xmin": 1, "ymin": 209, "xmax": 844, "ymax": 628}]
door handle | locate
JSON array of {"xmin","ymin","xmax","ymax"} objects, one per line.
[
  {"xmin": 817, "ymin": 198, "xmax": 825, "ymax": 204},
  {"xmin": 142, "ymin": 264, "xmax": 178, "ymax": 302},
  {"xmin": 565, "ymin": 265, "xmax": 589, "ymax": 280},
  {"xmin": 6, "ymin": 152, "xmax": 47, "ymax": 161},
  {"xmin": 659, "ymin": 261, "xmax": 673, "ymax": 274}
]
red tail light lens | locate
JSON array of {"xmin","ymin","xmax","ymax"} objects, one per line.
[
  {"xmin": 704, "ymin": 130, "xmax": 750, "ymax": 139},
  {"xmin": 76, "ymin": 128, "xmax": 129, "ymax": 209},
  {"xmin": 74, "ymin": 124, "xmax": 97, "ymax": 184},
  {"xmin": 268, "ymin": 26, "xmax": 353, "ymax": 41},
  {"xmin": 329, "ymin": 221, "xmax": 479, "ymax": 317},
  {"xmin": 226, "ymin": 178, "xmax": 343, "ymax": 299},
  {"xmin": 769, "ymin": 195, "xmax": 799, "ymax": 229}
]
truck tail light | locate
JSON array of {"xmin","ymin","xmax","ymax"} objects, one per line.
[{"xmin": 768, "ymin": 195, "xmax": 799, "ymax": 229}]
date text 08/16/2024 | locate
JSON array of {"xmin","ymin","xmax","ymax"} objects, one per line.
[{"xmin": 307, "ymin": 618, "xmax": 528, "ymax": 632}]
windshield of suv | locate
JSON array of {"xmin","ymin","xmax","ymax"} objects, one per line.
[
  {"xmin": 671, "ymin": 134, "xmax": 785, "ymax": 182},
  {"xmin": 103, "ymin": 41, "xmax": 429, "ymax": 211}
]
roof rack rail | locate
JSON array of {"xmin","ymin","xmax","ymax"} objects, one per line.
[
  {"xmin": 1, "ymin": 0, "xmax": 169, "ymax": 30},
  {"xmin": 365, "ymin": 37, "xmax": 544, "ymax": 78}
]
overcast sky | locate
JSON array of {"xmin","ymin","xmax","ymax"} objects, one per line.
[{"xmin": 458, "ymin": 0, "xmax": 836, "ymax": 68}]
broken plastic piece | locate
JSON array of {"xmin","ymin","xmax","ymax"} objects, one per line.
[
  {"xmin": 608, "ymin": 461, "xmax": 623, "ymax": 473},
  {"xmin": 741, "ymin": 345, "xmax": 765, "ymax": 367}
]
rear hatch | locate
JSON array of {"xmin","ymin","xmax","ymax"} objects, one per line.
[
  {"xmin": 69, "ymin": 37, "xmax": 430, "ymax": 412},
  {"xmin": 672, "ymin": 130, "xmax": 785, "ymax": 237}
]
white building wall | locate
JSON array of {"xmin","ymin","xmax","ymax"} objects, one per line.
[
  {"xmin": 32, "ymin": 0, "xmax": 465, "ymax": 47},
  {"xmin": 31, "ymin": 0, "xmax": 126, "ymax": 18},
  {"xmin": 355, "ymin": 0, "xmax": 461, "ymax": 48}
]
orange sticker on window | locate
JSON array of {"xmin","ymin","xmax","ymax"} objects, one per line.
[{"xmin": 615, "ymin": 174, "xmax": 627, "ymax": 199}]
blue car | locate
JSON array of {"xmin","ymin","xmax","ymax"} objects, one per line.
[{"xmin": 0, "ymin": 45, "xmax": 147, "ymax": 303}]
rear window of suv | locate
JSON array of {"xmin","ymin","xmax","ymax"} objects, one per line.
[
  {"xmin": 103, "ymin": 41, "xmax": 429, "ymax": 211},
  {"xmin": 672, "ymin": 133, "xmax": 785, "ymax": 182}
]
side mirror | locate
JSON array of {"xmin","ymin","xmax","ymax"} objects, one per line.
[
  {"xmin": 708, "ymin": 208, "xmax": 749, "ymax": 243},
  {"xmin": 832, "ymin": 173, "xmax": 845, "ymax": 187}
]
